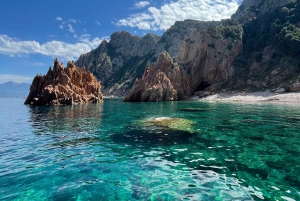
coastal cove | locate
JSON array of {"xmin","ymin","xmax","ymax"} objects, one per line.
[{"xmin": 0, "ymin": 98, "xmax": 299, "ymax": 200}]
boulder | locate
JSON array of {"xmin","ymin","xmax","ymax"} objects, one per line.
[{"xmin": 286, "ymin": 82, "xmax": 300, "ymax": 92}]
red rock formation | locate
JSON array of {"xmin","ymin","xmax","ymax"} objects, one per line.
[
  {"xmin": 24, "ymin": 58, "xmax": 103, "ymax": 106},
  {"xmin": 124, "ymin": 51, "xmax": 187, "ymax": 102}
]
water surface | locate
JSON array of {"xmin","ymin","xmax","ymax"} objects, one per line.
[{"xmin": 0, "ymin": 98, "xmax": 299, "ymax": 200}]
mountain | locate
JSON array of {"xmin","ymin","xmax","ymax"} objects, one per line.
[
  {"xmin": 224, "ymin": 0, "xmax": 300, "ymax": 92},
  {"xmin": 75, "ymin": 20, "xmax": 220, "ymax": 97},
  {"xmin": 0, "ymin": 81, "xmax": 30, "ymax": 98},
  {"xmin": 76, "ymin": 0, "xmax": 300, "ymax": 101}
]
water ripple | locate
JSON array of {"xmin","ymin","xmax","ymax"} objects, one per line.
[{"xmin": 0, "ymin": 99, "xmax": 299, "ymax": 200}]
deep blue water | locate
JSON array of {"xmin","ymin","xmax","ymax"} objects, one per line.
[{"xmin": 0, "ymin": 98, "xmax": 299, "ymax": 201}]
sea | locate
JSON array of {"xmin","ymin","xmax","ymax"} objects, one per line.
[{"xmin": 0, "ymin": 98, "xmax": 299, "ymax": 201}]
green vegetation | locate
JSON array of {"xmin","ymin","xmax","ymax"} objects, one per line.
[
  {"xmin": 243, "ymin": 1, "xmax": 300, "ymax": 57},
  {"xmin": 217, "ymin": 25, "xmax": 243, "ymax": 40}
]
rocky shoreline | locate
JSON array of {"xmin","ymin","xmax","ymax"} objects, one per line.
[{"xmin": 196, "ymin": 91, "xmax": 300, "ymax": 104}]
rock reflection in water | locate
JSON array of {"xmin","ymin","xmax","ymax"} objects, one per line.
[{"xmin": 28, "ymin": 104, "xmax": 103, "ymax": 147}]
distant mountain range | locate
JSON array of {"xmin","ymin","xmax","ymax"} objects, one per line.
[{"xmin": 0, "ymin": 81, "xmax": 30, "ymax": 98}]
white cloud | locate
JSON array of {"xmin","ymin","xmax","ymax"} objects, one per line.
[
  {"xmin": 95, "ymin": 20, "xmax": 101, "ymax": 25},
  {"xmin": 59, "ymin": 25, "xmax": 64, "ymax": 29},
  {"xmin": 69, "ymin": 18, "xmax": 77, "ymax": 23},
  {"xmin": 0, "ymin": 74, "xmax": 32, "ymax": 84},
  {"xmin": 55, "ymin": 16, "xmax": 62, "ymax": 21},
  {"xmin": 134, "ymin": 1, "xmax": 150, "ymax": 9},
  {"xmin": 115, "ymin": 0, "xmax": 239, "ymax": 31},
  {"xmin": 67, "ymin": 24, "xmax": 75, "ymax": 33},
  {"xmin": 0, "ymin": 34, "xmax": 109, "ymax": 61}
]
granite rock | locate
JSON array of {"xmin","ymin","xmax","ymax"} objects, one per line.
[{"xmin": 24, "ymin": 58, "xmax": 103, "ymax": 106}]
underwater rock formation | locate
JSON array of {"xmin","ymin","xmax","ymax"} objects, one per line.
[{"xmin": 136, "ymin": 117, "xmax": 195, "ymax": 133}]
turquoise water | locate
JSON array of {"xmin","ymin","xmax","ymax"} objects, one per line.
[{"xmin": 0, "ymin": 98, "xmax": 299, "ymax": 201}]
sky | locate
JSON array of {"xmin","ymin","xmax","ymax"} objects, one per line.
[{"xmin": 0, "ymin": 0, "xmax": 242, "ymax": 84}]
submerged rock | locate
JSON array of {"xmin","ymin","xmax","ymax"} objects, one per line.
[
  {"xmin": 137, "ymin": 117, "xmax": 195, "ymax": 133},
  {"xmin": 24, "ymin": 58, "xmax": 103, "ymax": 106},
  {"xmin": 179, "ymin": 108, "xmax": 208, "ymax": 112}
]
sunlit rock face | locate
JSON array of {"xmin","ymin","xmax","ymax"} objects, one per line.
[
  {"xmin": 24, "ymin": 58, "xmax": 103, "ymax": 106},
  {"xmin": 125, "ymin": 25, "xmax": 243, "ymax": 102},
  {"xmin": 75, "ymin": 20, "xmax": 219, "ymax": 97},
  {"xmin": 124, "ymin": 51, "xmax": 187, "ymax": 102},
  {"xmin": 77, "ymin": 0, "xmax": 298, "ymax": 99}
]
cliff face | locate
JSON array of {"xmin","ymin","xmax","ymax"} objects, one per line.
[
  {"xmin": 225, "ymin": 1, "xmax": 300, "ymax": 92},
  {"xmin": 76, "ymin": 0, "xmax": 299, "ymax": 101},
  {"xmin": 124, "ymin": 51, "xmax": 186, "ymax": 102},
  {"xmin": 126, "ymin": 0, "xmax": 300, "ymax": 101},
  {"xmin": 75, "ymin": 31, "xmax": 159, "ymax": 97},
  {"xmin": 125, "ymin": 26, "xmax": 243, "ymax": 101},
  {"xmin": 75, "ymin": 20, "xmax": 219, "ymax": 97},
  {"xmin": 25, "ymin": 58, "xmax": 103, "ymax": 106},
  {"xmin": 231, "ymin": 0, "xmax": 290, "ymax": 24},
  {"xmin": 177, "ymin": 25, "xmax": 243, "ymax": 94}
]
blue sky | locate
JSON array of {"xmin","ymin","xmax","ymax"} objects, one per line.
[{"xmin": 0, "ymin": 0, "xmax": 242, "ymax": 84}]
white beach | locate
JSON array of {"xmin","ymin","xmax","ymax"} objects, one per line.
[{"xmin": 198, "ymin": 91, "xmax": 300, "ymax": 104}]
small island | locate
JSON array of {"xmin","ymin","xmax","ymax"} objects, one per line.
[{"xmin": 24, "ymin": 58, "xmax": 103, "ymax": 106}]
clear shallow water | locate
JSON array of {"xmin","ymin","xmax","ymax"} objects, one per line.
[{"xmin": 0, "ymin": 98, "xmax": 299, "ymax": 201}]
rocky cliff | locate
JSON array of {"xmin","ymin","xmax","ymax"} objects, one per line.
[
  {"xmin": 231, "ymin": 0, "xmax": 290, "ymax": 24},
  {"xmin": 125, "ymin": 25, "xmax": 243, "ymax": 101},
  {"xmin": 76, "ymin": 0, "xmax": 299, "ymax": 101},
  {"xmin": 224, "ymin": 0, "xmax": 300, "ymax": 92},
  {"xmin": 24, "ymin": 58, "xmax": 103, "ymax": 106},
  {"xmin": 126, "ymin": 0, "xmax": 300, "ymax": 101},
  {"xmin": 75, "ymin": 20, "xmax": 219, "ymax": 97},
  {"xmin": 124, "ymin": 51, "xmax": 185, "ymax": 102}
]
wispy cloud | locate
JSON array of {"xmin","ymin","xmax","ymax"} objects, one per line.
[
  {"xmin": 69, "ymin": 18, "xmax": 77, "ymax": 23},
  {"xmin": 0, "ymin": 74, "xmax": 32, "ymax": 84},
  {"xmin": 26, "ymin": 62, "xmax": 46, "ymax": 67},
  {"xmin": 115, "ymin": 0, "xmax": 239, "ymax": 31},
  {"xmin": 67, "ymin": 24, "xmax": 75, "ymax": 33},
  {"xmin": 0, "ymin": 34, "xmax": 109, "ymax": 61},
  {"xmin": 95, "ymin": 20, "xmax": 101, "ymax": 25},
  {"xmin": 134, "ymin": 1, "xmax": 150, "ymax": 9},
  {"xmin": 57, "ymin": 18, "xmax": 78, "ymax": 32}
]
